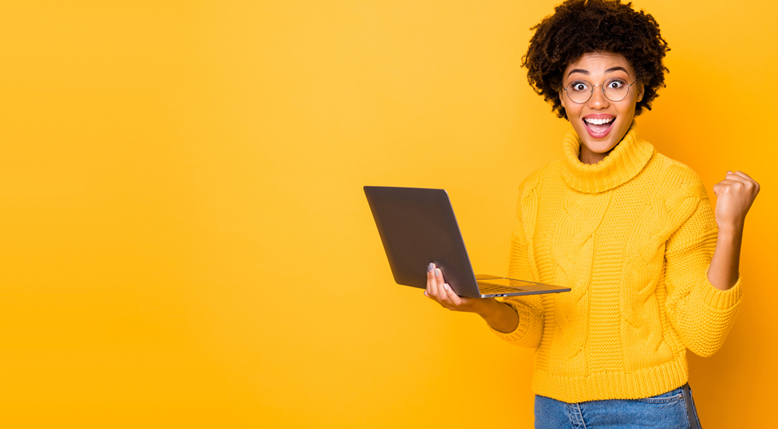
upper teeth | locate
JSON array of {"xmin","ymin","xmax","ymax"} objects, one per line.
[{"xmin": 585, "ymin": 118, "xmax": 614, "ymax": 125}]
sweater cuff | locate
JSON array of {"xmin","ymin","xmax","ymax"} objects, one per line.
[
  {"xmin": 489, "ymin": 299, "xmax": 533, "ymax": 343},
  {"xmin": 698, "ymin": 273, "xmax": 743, "ymax": 310}
]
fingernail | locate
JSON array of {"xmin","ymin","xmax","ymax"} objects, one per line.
[
  {"xmin": 444, "ymin": 284, "xmax": 450, "ymax": 291},
  {"xmin": 427, "ymin": 263, "xmax": 434, "ymax": 272},
  {"xmin": 435, "ymin": 268, "xmax": 441, "ymax": 277},
  {"xmin": 424, "ymin": 290, "xmax": 428, "ymax": 296}
]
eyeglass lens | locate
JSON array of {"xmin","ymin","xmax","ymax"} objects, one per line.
[{"xmin": 566, "ymin": 78, "xmax": 631, "ymax": 103}]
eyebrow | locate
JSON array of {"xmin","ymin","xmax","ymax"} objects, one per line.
[{"xmin": 567, "ymin": 66, "xmax": 629, "ymax": 77}]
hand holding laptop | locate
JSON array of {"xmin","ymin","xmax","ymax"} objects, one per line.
[
  {"xmin": 424, "ymin": 263, "xmax": 521, "ymax": 334},
  {"xmin": 424, "ymin": 263, "xmax": 483, "ymax": 312}
]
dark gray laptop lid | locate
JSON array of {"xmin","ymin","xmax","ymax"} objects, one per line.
[{"xmin": 364, "ymin": 186, "xmax": 482, "ymax": 297}]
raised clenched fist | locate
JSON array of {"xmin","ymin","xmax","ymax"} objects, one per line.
[{"xmin": 712, "ymin": 171, "xmax": 760, "ymax": 229}]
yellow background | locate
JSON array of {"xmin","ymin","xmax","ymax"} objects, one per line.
[{"xmin": 1, "ymin": 0, "xmax": 776, "ymax": 427}]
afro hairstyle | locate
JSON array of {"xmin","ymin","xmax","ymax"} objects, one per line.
[{"xmin": 523, "ymin": 0, "xmax": 670, "ymax": 119}]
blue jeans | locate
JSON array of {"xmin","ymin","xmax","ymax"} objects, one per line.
[{"xmin": 535, "ymin": 383, "xmax": 702, "ymax": 428}]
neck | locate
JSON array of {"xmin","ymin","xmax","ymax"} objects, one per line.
[
  {"xmin": 579, "ymin": 130, "xmax": 631, "ymax": 165},
  {"xmin": 579, "ymin": 145, "xmax": 609, "ymax": 164}
]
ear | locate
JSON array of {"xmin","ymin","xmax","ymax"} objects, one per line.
[
  {"xmin": 636, "ymin": 82, "xmax": 645, "ymax": 103},
  {"xmin": 559, "ymin": 89, "xmax": 568, "ymax": 110}
]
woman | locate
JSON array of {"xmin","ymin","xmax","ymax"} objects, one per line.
[{"xmin": 423, "ymin": 0, "xmax": 759, "ymax": 427}]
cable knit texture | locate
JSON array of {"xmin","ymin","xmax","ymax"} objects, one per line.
[{"xmin": 492, "ymin": 124, "xmax": 742, "ymax": 402}]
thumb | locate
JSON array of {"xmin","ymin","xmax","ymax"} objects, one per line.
[{"xmin": 713, "ymin": 183, "xmax": 723, "ymax": 197}]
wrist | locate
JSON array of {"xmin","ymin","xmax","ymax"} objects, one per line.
[
  {"xmin": 717, "ymin": 221, "xmax": 744, "ymax": 237},
  {"xmin": 479, "ymin": 299, "xmax": 519, "ymax": 333},
  {"xmin": 474, "ymin": 297, "xmax": 499, "ymax": 317}
]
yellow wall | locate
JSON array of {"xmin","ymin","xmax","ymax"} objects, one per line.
[{"xmin": 1, "ymin": 1, "xmax": 776, "ymax": 427}]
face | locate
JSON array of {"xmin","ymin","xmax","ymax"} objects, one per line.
[{"xmin": 559, "ymin": 52, "xmax": 645, "ymax": 164}]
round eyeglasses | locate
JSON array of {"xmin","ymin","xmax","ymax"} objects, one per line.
[{"xmin": 563, "ymin": 77, "xmax": 638, "ymax": 104}]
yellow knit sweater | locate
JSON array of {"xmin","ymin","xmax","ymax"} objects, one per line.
[{"xmin": 492, "ymin": 124, "xmax": 742, "ymax": 403}]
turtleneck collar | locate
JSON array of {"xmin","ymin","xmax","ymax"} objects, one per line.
[{"xmin": 560, "ymin": 122, "xmax": 654, "ymax": 194}]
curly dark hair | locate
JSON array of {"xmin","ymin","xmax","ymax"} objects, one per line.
[{"xmin": 524, "ymin": 0, "xmax": 670, "ymax": 119}]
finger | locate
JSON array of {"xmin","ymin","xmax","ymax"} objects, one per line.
[
  {"xmin": 424, "ymin": 263, "xmax": 437, "ymax": 299},
  {"xmin": 434, "ymin": 267, "xmax": 447, "ymax": 302},
  {"xmin": 725, "ymin": 172, "xmax": 752, "ymax": 186},
  {"xmin": 713, "ymin": 182, "xmax": 725, "ymax": 196},
  {"xmin": 729, "ymin": 172, "xmax": 760, "ymax": 194},
  {"xmin": 439, "ymin": 281, "xmax": 453, "ymax": 305},
  {"xmin": 444, "ymin": 283, "xmax": 462, "ymax": 306},
  {"xmin": 725, "ymin": 172, "xmax": 758, "ymax": 191},
  {"xmin": 725, "ymin": 172, "xmax": 742, "ymax": 184},
  {"xmin": 730, "ymin": 171, "xmax": 755, "ymax": 182},
  {"xmin": 714, "ymin": 180, "xmax": 742, "ymax": 194}
]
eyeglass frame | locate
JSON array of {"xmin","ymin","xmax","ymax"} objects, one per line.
[{"xmin": 562, "ymin": 77, "xmax": 639, "ymax": 104}]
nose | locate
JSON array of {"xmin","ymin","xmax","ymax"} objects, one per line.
[{"xmin": 587, "ymin": 86, "xmax": 610, "ymax": 109}]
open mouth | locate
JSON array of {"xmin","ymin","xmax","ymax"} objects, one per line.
[{"xmin": 583, "ymin": 117, "xmax": 615, "ymax": 137}]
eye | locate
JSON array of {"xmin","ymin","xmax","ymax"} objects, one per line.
[
  {"xmin": 607, "ymin": 79, "xmax": 627, "ymax": 89},
  {"xmin": 570, "ymin": 81, "xmax": 589, "ymax": 92}
]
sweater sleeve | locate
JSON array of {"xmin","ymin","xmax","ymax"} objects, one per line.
[
  {"xmin": 664, "ymin": 191, "xmax": 743, "ymax": 357},
  {"xmin": 489, "ymin": 183, "xmax": 545, "ymax": 348}
]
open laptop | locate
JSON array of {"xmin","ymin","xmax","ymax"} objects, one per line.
[{"xmin": 364, "ymin": 186, "xmax": 571, "ymax": 298}]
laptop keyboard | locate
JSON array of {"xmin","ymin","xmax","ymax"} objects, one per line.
[{"xmin": 477, "ymin": 282, "xmax": 525, "ymax": 294}]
